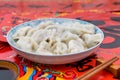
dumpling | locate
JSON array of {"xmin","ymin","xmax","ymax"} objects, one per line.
[
  {"xmin": 36, "ymin": 41, "xmax": 53, "ymax": 55},
  {"xmin": 44, "ymin": 24, "xmax": 57, "ymax": 30},
  {"xmin": 45, "ymin": 24, "xmax": 65, "ymax": 38},
  {"xmin": 78, "ymin": 23, "xmax": 95, "ymax": 34},
  {"xmin": 82, "ymin": 33, "xmax": 102, "ymax": 48},
  {"xmin": 59, "ymin": 22, "xmax": 94, "ymax": 36},
  {"xmin": 31, "ymin": 29, "xmax": 57, "ymax": 44},
  {"xmin": 16, "ymin": 37, "xmax": 38, "ymax": 52},
  {"xmin": 52, "ymin": 41, "xmax": 68, "ymax": 54},
  {"xmin": 68, "ymin": 39, "xmax": 85, "ymax": 53},
  {"xmin": 61, "ymin": 31, "xmax": 80, "ymax": 43},
  {"xmin": 26, "ymin": 28, "xmax": 38, "ymax": 36},
  {"xmin": 61, "ymin": 25, "xmax": 83, "ymax": 36},
  {"xmin": 12, "ymin": 26, "xmax": 31, "ymax": 39},
  {"xmin": 76, "ymin": 38, "xmax": 88, "ymax": 48},
  {"xmin": 31, "ymin": 29, "xmax": 45, "ymax": 43},
  {"xmin": 64, "ymin": 22, "xmax": 95, "ymax": 36},
  {"xmin": 36, "ymin": 21, "xmax": 54, "ymax": 29},
  {"xmin": 40, "ymin": 29, "xmax": 57, "ymax": 49}
]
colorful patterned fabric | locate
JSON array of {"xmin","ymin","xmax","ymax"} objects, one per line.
[{"xmin": 0, "ymin": 0, "xmax": 120, "ymax": 80}]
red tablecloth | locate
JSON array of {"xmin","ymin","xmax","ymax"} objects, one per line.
[{"xmin": 0, "ymin": 0, "xmax": 120, "ymax": 80}]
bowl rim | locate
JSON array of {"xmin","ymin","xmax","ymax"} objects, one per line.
[{"xmin": 6, "ymin": 18, "xmax": 104, "ymax": 57}]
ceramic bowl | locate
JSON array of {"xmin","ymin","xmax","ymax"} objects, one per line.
[{"xmin": 6, "ymin": 18, "xmax": 104, "ymax": 64}]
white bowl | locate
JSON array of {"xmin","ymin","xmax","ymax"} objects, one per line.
[{"xmin": 7, "ymin": 18, "xmax": 104, "ymax": 64}]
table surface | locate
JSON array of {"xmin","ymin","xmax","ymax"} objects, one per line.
[{"xmin": 0, "ymin": 0, "xmax": 120, "ymax": 80}]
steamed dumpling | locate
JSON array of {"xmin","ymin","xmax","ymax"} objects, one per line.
[
  {"xmin": 61, "ymin": 22, "xmax": 95, "ymax": 36},
  {"xmin": 76, "ymin": 23, "xmax": 95, "ymax": 34},
  {"xmin": 31, "ymin": 29, "xmax": 57, "ymax": 44},
  {"xmin": 13, "ymin": 26, "xmax": 31, "ymax": 39},
  {"xmin": 26, "ymin": 28, "xmax": 38, "ymax": 36},
  {"xmin": 68, "ymin": 39, "xmax": 85, "ymax": 53},
  {"xmin": 31, "ymin": 29, "xmax": 45, "ymax": 43},
  {"xmin": 36, "ymin": 21, "xmax": 54, "ymax": 29},
  {"xmin": 63, "ymin": 25, "xmax": 83, "ymax": 36},
  {"xmin": 16, "ymin": 37, "xmax": 38, "ymax": 52},
  {"xmin": 61, "ymin": 31, "xmax": 80, "ymax": 43},
  {"xmin": 52, "ymin": 41, "xmax": 68, "ymax": 54},
  {"xmin": 82, "ymin": 33, "xmax": 102, "ymax": 48},
  {"xmin": 36, "ymin": 41, "xmax": 53, "ymax": 55}
]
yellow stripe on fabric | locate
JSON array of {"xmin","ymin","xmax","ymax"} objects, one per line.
[
  {"xmin": 56, "ymin": 77, "xmax": 65, "ymax": 80},
  {"xmin": 17, "ymin": 67, "xmax": 34, "ymax": 80}
]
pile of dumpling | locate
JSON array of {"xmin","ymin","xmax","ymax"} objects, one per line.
[{"xmin": 13, "ymin": 21, "xmax": 102, "ymax": 55}]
